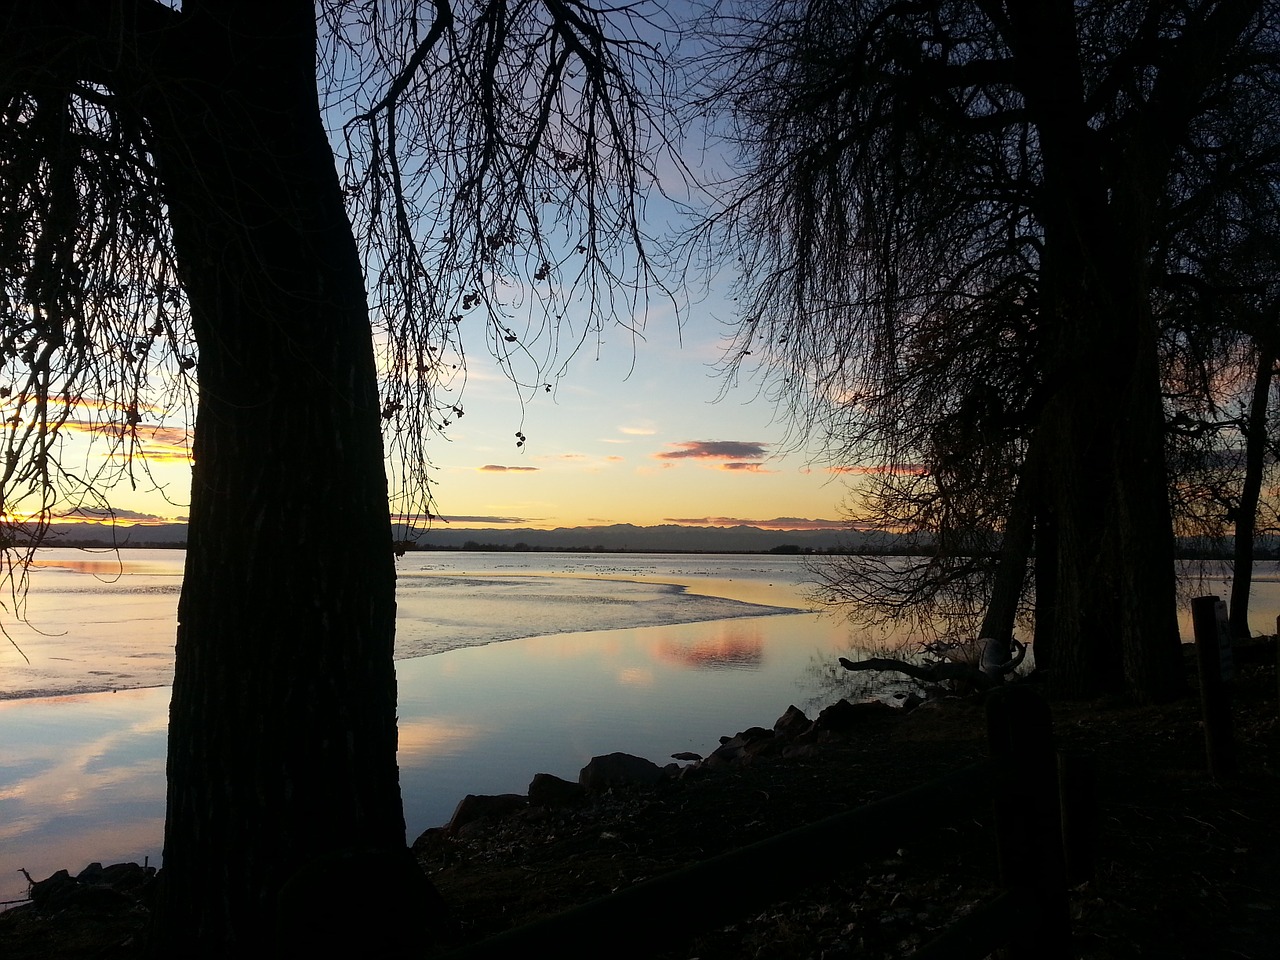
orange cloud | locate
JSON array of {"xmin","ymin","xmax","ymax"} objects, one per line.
[
  {"xmin": 478, "ymin": 464, "xmax": 539, "ymax": 473},
  {"xmin": 58, "ymin": 418, "xmax": 192, "ymax": 462}
]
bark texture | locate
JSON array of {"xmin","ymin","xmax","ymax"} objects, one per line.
[{"xmin": 137, "ymin": 7, "xmax": 407, "ymax": 954}]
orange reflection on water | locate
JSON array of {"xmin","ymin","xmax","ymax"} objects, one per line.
[
  {"xmin": 28, "ymin": 558, "xmax": 127, "ymax": 578},
  {"xmin": 28, "ymin": 557, "xmax": 183, "ymax": 578},
  {"xmin": 657, "ymin": 627, "xmax": 763, "ymax": 670},
  {"xmin": 616, "ymin": 666, "xmax": 655, "ymax": 687},
  {"xmin": 395, "ymin": 717, "xmax": 485, "ymax": 763}
]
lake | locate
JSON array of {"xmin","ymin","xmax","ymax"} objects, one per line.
[
  {"xmin": 1, "ymin": 549, "xmax": 1275, "ymax": 908},
  {"xmin": 0, "ymin": 550, "xmax": 884, "ymax": 907}
]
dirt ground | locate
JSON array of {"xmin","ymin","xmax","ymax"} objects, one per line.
[{"xmin": 3, "ymin": 640, "xmax": 1278, "ymax": 959}]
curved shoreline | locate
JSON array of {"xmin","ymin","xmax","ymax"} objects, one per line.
[{"xmin": 1, "ymin": 572, "xmax": 810, "ymax": 703}]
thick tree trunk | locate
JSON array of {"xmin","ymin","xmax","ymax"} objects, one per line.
[
  {"xmin": 1006, "ymin": 0, "xmax": 1183, "ymax": 702},
  {"xmin": 1229, "ymin": 344, "xmax": 1276, "ymax": 638},
  {"xmin": 141, "ymin": 9, "xmax": 408, "ymax": 955}
]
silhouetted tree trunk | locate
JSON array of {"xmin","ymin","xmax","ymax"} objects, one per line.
[
  {"xmin": 4, "ymin": 1, "xmax": 670, "ymax": 953},
  {"xmin": 977, "ymin": 456, "xmax": 1036, "ymax": 650},
  {"xmin": 137, "ymin": 9, "xmax": 405, "ymax": 954},
  {"xmin": 1229, "ymin": 343, "xmax": 1276, "ymax": 638},
  {"xmin": 1000, "ymin": 0, "xmax": 1263, "ymax": 701}
]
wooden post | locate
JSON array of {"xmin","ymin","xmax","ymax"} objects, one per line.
[
  {"xmin": 1191, "ymin": 596, "xmax": 1236, "ymax": 778},
  {"xmin": 1057, "ymin": 750, "xmax": 1095, "ymax": 886},
  {"xmin": 986, "ymin": 686, "xmax": 1071, "ymax": 960}
]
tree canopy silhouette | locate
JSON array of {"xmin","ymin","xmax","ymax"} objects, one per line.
[
  {"xmin": 690, "ymin": 0, "xmax": 1278, "ymax": 701},
  {"xmin": 1, "ymin": 1, "xmax": 675, "ymax": 954}
]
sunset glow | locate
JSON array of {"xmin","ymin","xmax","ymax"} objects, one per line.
[{"xmin": 8, "ymin": 301, "xmax": 857, "ymax": 533}]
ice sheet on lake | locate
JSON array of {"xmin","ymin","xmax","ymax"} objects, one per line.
[
  {"xmin": 392, "ymin": 573, "xmax": 800, "ymax": 659},
  {"xmin": 0, "ymin": 566, "xmax": 801, "ymax": 700}
]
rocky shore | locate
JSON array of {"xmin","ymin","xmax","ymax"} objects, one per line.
[{"xmin": 4, "ymin": 644, "xmax": 1279, "ymax": 958}]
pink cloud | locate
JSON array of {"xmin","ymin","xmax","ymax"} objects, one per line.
[{"xmin": 655, "ymin": 440, "xmax": 769, "ymax": 462}]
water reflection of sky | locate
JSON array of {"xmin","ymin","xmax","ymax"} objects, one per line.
[
  {"xmin": 0, "ymin": 609, "xmax": 859, "ymax": 908},
  {"xmin": 2, "ymin": 551, "xmax": 1278, "ymax": 908},
  {"xmin": 1, "ymin": 550, "xmax": 814, "ymax": 700},
  {"xmin": 657, "ymin": 625, "xmax": 764, "ymax": 669},
  {"xmin": 0, "ymin": 551, "xmax": 856, "ymax": 907},
  {"xmin": 0, "ymin": 689, "xmax": 169, "ymax": 906}
]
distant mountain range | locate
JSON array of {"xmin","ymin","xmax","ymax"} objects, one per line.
[
  {"xmin": 31, "ymin": 521, "xmax": 1278, "ymax": 558},
  {"xmin": 34, "ymin": 520, "xmax": 886, "ymax": 553},
  {"xmin": 395, "ymin": 522, "xmax": 867, "ymax": 553}
]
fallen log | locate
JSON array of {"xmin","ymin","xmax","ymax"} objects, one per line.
[{"xmin": 839, "ymin": 638, "xmax": 1026, "ymax": 689}]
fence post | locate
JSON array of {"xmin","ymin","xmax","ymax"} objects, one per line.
[
  {"xmin": 986, "ymin": 686, "xmax": 1070, "ymax": 960},
  {"xmin": 1057, "ymin": 750, "xmax": 1095, "ymax": 886},
  {"xmin": 1191, "ymin": 596, "xmax": 1236, "ymax": 778}
]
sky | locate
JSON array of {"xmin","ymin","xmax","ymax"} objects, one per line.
[
  {"xmin": 31, "ymin": 2, "xmax": 854, "ymax": 535},
  {"xmin": 62, "ymin": 295, "xmax": 851, "ymax": 532},
  {"xmin": 396, "ymin": 303, "xmax": 850, "ymax": 531}
]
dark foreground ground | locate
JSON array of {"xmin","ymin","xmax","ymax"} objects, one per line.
[{"xmin": 4, "ymin": 640, "xmax": 1278, "ymax": 958}]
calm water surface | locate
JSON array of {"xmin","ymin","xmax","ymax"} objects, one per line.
[
  {"xmin": 1, "ymin": 549, "xmax": 1276, "ymax": 908},
  {"xmin": 0, "ymin": 550, "xmax": 874, "ymax": 906}
]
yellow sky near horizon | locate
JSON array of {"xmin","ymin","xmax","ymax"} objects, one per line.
[{"xmin": 34, "ymin": 321, "xmax": 858, "ymax": 532}]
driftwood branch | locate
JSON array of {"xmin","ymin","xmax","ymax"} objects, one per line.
[{"xmin": 839, "ymin": 639, "xmax": 1027, "ymax": 688}]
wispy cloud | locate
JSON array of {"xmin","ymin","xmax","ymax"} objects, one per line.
[
  {"xmin": 419, "ymin": 515, "xmax": 541, "ymax": 525},
  {"xmin": 654, "ymin": 440, "xmax": 770, "ymax": 462},
  {"xmin": 827, "ymin": 463, "xmax": 927, "ymax": 476},
  {"xmin": 478, "ymin": 464, "xmax": 539, "ymax": 473},
  {"xmin": 619, "ymin": 423, "xmax": 657, "ymax": 436}
]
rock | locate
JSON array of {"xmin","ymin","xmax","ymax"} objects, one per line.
[
  {"xmin": 579, "ymin": 752, "xmax": 663, "ymax": 791},
  {"xmin": 446, "ymin": 793, "xmax": 527, "ymax": 834},
  {"xmin": 782, "ymin": 743, "xmax": 821, "ymax": 760},
  {"xmin": 671, "ymin": 751, "xmax": 702, "ymax": 762},
  {"xmin": 98, "ymin": 862, "xmax": 153, "ymax": 895},
  {"xmin": 705, "ymin": 727, "xmax": 776, "ymax": 766},
  {"xmin": 774, "ymin": 705, "xmax": 812, "ymax": 738},
  {"xmin": 411, "ymin": 826, "xmax": 449, "ymax": 855},
  {"xmin": 28, "ymin": 869, "xmax": 77, "ymax": 909},
  {"xmin": 528, "ymin": 772, "xmax": 585, "ymax": 807},
  {"xmin": 813, "ymin": 698, "xmax": 896, "ymax": 735},
  {"xmin": 26, "ymin": 865, "xmax": 142, "ymax": 912}
]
